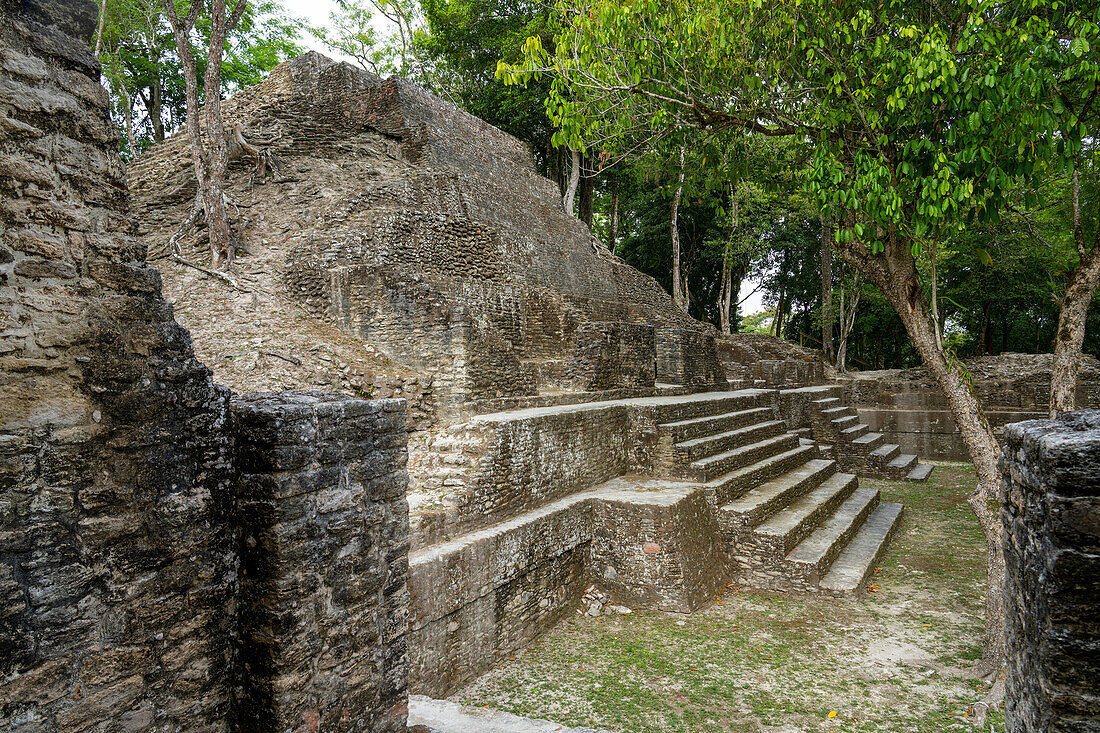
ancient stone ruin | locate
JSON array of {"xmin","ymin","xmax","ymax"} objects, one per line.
[
  {"xmin": 4, "ymin": 1, "xmax": 1098, "ymax": 730},
  {"xmin": 1001, "ymin": 410, "xmax": 1100, "ymax": 733},
  {"xmin": 1, "ymin": 4, "xmax": 406, "ymax": 730},
  {"xmin": 124, "ymin": 51, "xmax": 947, "ymax": 696}
]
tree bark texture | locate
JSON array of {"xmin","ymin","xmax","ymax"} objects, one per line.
[
  {"xmin": 836, "ymin": 234, "xmax": 1005, "ymax": 667},
  {"xmin": 671, "ymin": 145, "xmax": 687, "ymax": 310},
  {"xmin": 563, "ymin": 148, "xmax": 580, "ymax": 216},
  {"xmin": 1051, "ymin": 162, "xmax": 1100, "ymax": 416},
  {"xmin": 821, "ymin": 218, "xmax": 835, "ymax": 363}
]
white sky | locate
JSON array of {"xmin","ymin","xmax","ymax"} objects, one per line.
[{"xmin": 281, "ymin": 1, "xmax": 770, "ymax": 319}]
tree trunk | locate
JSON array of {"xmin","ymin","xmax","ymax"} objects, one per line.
[
  {"xmin": 1051, "ymin": 247, "xmax": 1100, "ymax": 415},
  {"xmin": 150, "ymin": 79, "xmax": 164, "ymax": 142},
  {"xmin": 608, "ymin": 180, "xmax": 619, "ymax": 251},
  {"xmin": 93, "ymin": 0, "xmax": 108, "ymax": 55},
  {"xmin": 836, "ymin": 270, "xmax": 861, "ymax": 373},
  {"xmin": 671, "ymin": 145, "xmax": 687, "ymax": 310},
  {"xmin": 719, "ymin": 180, "xmax": 739, "ymax": 335},
  {"xmin": 821, "ymin": 218, "xmax": 835, "ymax": 363},
  {"xmin": 981, "ymin": 302, "xmax": 993, "ymax": 356},
  {"xmin": 578, "ymin": 156, "xmax": 594, "ymax": 227},
  {"xmin": 164, "ymin": 0, "xmax": 245, "ymax": 270},
  {"xmin": 1050, "ymin": 161, "xmax": 1100, "ymax": 416},
  {"xmin": 563, "ymin": 148, "xmax": 580, "ymax": 216},
  {"xmin": 838, "ymin": 236, "xmax": 1004, "ymax": 669}
]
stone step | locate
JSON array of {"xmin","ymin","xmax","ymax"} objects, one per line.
[
  {"xmin": 785, "ymin": 487, "xmax": 880, "ymax": 582},
  {"xmin": 818, "ymin": 502, "xmax": 905, "ymax": 593},
  {"xmin": 719, "ymin": 459, "xmax": 835, "ymax": 534},
  {"xmin": 813, "ymin": 397, "xmax": 842, "ymax": 409},
  {"xmin": 674, "ymin": 420, "xmax": 785, "ymax": 463},
  {"xmin": 869, "ymin": 443, "xmax": 900, "ymax": 464},
  {"xmin": 831, "ymin": 415, "xmax": 859, "ymax": 430},
  {"xmin": 886, "ymin": 453, "xmax": 918, "ymax": 476},
  {"xmin": 852, "ymin": 431, "xmax": 884, "ymax": 448},
  {"xmin": 707, "ymin": 444, "xmax": 819, "ymax": 508},
  {"xmin": 840, "ymin": 423, "xmax": 869, "ymax": 440},
  {"xmin": 659, "ymin": 406, "xmax": 775, "ymax": 443},
  {"xmin": 689, "ymin": 432, "xmax": 801, "ymax": 482},
  {"xmin": 820, "ymin": 406, "xmax": 853, "ymax": 418},
  {"xmin": 905, "ymin": 462, "xmax": 934, "ymax": 483},
  {"xmin": 754, "ymin": 471, "xmax": 858, "ymax": 555}
]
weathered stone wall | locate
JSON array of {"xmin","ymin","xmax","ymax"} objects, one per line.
[
  {"xmin": 233, "ymin": 393, "xmax": 409, "ymax": 733},
  {"xmin": 845, "ymin": 355, "xmax": 1100, "ymax": 460},
  {"xmin": 127, "ymin": 53, "xmax": 727, "ymax": 422},
  {"xmin": 0, "ymin": 4, "xmax": 413, "ymax": 730},
  {"xmin": 0, "ymin": 3, "xmax": 238, "ymax": 729},
  {"xmin": 1001, "ymin": 410, "xmax": 1100, "ymax": 733}
]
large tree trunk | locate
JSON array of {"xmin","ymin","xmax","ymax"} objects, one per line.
[
  {"xmin": 671, "ymin": 145, "xmax": 687, "ymax": 310},
  {"xmin": 1051, "ymin": 163, "xmax": 1100, "ymax": 416},
  {"xmin": 821, "ymin": 218, "xmax": 835, "ymax": 363},
  {"xmin": 563, "ymin": 148, "xmax": 580, "ymax": 216},
  {"xmin": 840, "ymin": 236, "xmax": 1004, "ymax": 669}
]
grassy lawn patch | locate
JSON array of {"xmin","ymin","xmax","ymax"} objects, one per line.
[{"xmin": 456, "ymin": 462, "xmax": 1005, "ymax": 732}]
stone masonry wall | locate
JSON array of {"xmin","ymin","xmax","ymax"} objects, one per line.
[
  {"xmin": 1001, "ymin": 410, "xmax": 1100, "ymax": 733},
  {"xmin": 0, "ymin": 3, "xmax": 237, "ymax": 729},
  {"xmin": 0, "ymin": 4, "xmax": 413, "ymax": 731},
  {"xmin": 233, "ymin": 393, "xmax": 409, "ymax": 733}
]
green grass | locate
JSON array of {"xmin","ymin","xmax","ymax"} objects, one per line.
[{"xmin": 456, "ymin": 462, "xmax": 1005, "ymax": 732}]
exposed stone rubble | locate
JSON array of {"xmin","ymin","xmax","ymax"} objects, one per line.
[
  {"xmin": 578, "ymin": 585, "xmax": 631, "ymax": 618},
  {"xmin": 1001, "ymin": 410, "xmax": 1100, "ymax": 733}
]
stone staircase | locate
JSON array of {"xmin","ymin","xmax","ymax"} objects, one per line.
[
  {"xmin": 777, "ymin": 385, "xmax": 933, "ymax": 482},
  {"xmin": 654, "ymin": 394, "xmax": 904, "ymax": 593}
]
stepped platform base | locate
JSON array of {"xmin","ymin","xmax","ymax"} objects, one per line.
[
  {"xmin": 408, "ymin": 388, "xmax": 908, "ymax": 697},
  {"xmin": 778, "ymin": 385, "xmax": 936, "ymax": 483}
]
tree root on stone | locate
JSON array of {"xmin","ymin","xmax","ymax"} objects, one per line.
[{"xmin": 904, "ymin": 658, "xmax": 1005, "ymax": 727}]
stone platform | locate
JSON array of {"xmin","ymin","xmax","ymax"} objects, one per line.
[{"xmin": 407, "ymin": 390, "xmax": 904, "ymax": 696}]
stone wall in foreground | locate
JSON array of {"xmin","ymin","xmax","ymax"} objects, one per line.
[
  {"xmin": 1001, "ymin": 410, "xmax": 1100, "ymax": 733},
  {"xmin": 0, "ymin": 2, "xmax": 411, "ymax": 730}
]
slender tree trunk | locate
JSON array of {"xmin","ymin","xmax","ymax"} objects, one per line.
[
  {"xmin": 821, "ymin": 218, "xmax": 835, "ymax": 363},
  {"xmin": 608, "ymin": 180, "xmax": 619, "ymax": 251},
  {"xmin": 578, "ymin": 156, "xmax": 594, "ymax": 227},
  {"xmin": 93, "ymin": 0, "xmax": 108, "ymax": 55},
  {"xmin": 981, "ymin": 302, "xmax": 993, "ymax": 356},
  {"xmin": 150, "ymin": 79, "xmax": 165, "ymax": 142},
  {"xmin": 930, "ymin": 242, "xmax": 943, "ymax": 353},
  {"xmin": 836, "ymin": 271, "xmax": 862, "ymax": 373},
  {"xmin": 563, "ymin": 148, "xmax": 580, "ymax": 216},
  {"xmin": 1052, "ymin": 248, "xmax": 1100, "ymax": 414},
  {"xmin": 1051, "ymin": 161, "xmax": 1100, "ymax": 416},
  {"xmin": 838, "ymin": 236, "xmax": 1004, "ymax": 669},
  {"xmin": 671, "ymin": 145, "xmax": 687, "ymax": 310},
  {"xmin": 719, "ymin": 179, "xmax": 739, "ymax": 335},
  {"xmin": 164, "ymin": 0, "xmax": 245, "ymax": 270}
]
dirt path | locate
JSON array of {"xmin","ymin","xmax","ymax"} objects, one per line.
[{"xmin": 457, "ymin": 463, "xmax": 1003, "ymax": 732}]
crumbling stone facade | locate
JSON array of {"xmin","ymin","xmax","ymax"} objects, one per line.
[
  {"xmin": 128, "ymin": 52, "xmax": 730, "ymax": 424},
  {"xmin": 0, "ymin": 3, "xmax": 410, "ymax": 731},
  {"xmin": 1001, "ymin": 410, "xmax": 1100, "ymax": 733}
]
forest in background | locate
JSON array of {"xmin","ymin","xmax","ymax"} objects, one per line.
[{"xmin": 93, "ymin": 0, "xmax": 1100, "ymax": 372}]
